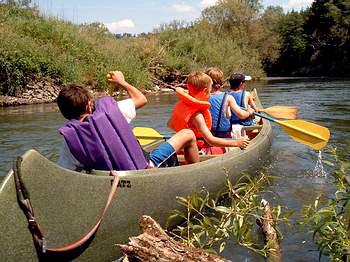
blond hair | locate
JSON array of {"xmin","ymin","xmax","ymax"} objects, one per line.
[
  {"xmin": 187, "ymin": 72, "xmax": 212, "ymax": 92},
  {"xmin": 205, "ymin": 67, "xmax": 224, "ymax": 87}
]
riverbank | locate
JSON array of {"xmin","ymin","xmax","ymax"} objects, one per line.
[
  {"xmin": 0, "ymin": 79, "xmax": 176, "ymax": 107},
  {"xmin": 0, "ymin": 79, "xmax": 61, "ymax": 107}
]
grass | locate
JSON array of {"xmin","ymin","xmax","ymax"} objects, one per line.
[{"xmin": 0, "ymin": 3, "xmax": 266, "ymax": 96}]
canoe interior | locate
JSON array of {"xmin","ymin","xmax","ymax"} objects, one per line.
[{"xmin": 0, "ymin": 89, "xmax": 272, "ymax": 261}]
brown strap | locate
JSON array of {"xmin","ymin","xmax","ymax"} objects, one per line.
[
  {"xmin": 14, "ymin": 157, "xmax": 120, "ymax": 261},
  {"xmin": 47, "ymin": 171, "xmax": 119, "ymax": 252}
]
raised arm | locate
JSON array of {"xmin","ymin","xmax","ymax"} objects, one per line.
[
  {"xmin": 225, "ymin": 96, "xmax": 253, "ymax": 119},
  {"xmin": 246, "ymin": 91, "xmax": 260, "ymax": 112},
  {"xmin": 192, "ymin": 113, "xmax": 249, "ymax": 149},
  {"xmin": 107, "ymin": 71, "xmax": 147, "ymax": 109}
]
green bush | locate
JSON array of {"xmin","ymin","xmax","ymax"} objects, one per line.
[{"xmin": 0, "ymin": 4, "xmax": 152, "ymax": 95}]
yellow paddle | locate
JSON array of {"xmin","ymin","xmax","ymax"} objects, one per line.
[
  {"xmin": 254, "ymin": 112, "xmax": 330, "ymax": 150},
  {"xmin": 260, "ymin": 106, "xmax": 298, "ymax": 120},
  {"xmin": 133, "ymin": 127, "xmax": 171, "ymax": 146}
]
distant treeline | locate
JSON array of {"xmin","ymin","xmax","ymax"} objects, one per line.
[{"xmin": 0, "ymin": 0, "xmax": 349, "ymax": 96}]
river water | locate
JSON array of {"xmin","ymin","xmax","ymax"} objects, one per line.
[{"xmin": 0, "ymin": 78, "xmax": 349, "ymax": 261}]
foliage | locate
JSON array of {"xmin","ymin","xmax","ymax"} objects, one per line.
[
  {"xmin": 304, "ymin": 0, "xmax": 350, "ymax": 76},
  {"xmin": 0, "ymin": 4, "xmax": 154, "ymax": 95},
  {"xmin": 157, "ymin": 0, "xmax": 277, "ymax": 78},
  {"xmin": 270, "ymin": 0, "xmax": 350, "ymax": 76},
  {"xmin": 301, "ymin": 146, "xmax": 350, "ymax": 261},
  {"xmin": 166, "ymin": 174, "xmax": 290, "ymax": 257},
  {"xmin": 1, "ymin": 0, "xmax": 348, "ymax": 96}
]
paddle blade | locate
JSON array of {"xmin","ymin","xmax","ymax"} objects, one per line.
[
  {"xmin": 133, "ymin": 127, "xmax": 165, "ymax": 146},
  {"xmin": 262, "ymin": 106, "xmax": 298, "ymax": 120},
  {"xmin": 277, "ymin": 120, "xmax": 330, "ymax": 150}
]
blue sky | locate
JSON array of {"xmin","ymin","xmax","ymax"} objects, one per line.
[{"xmin": 33, "ymin": 0, "xmax": 314, "ymax": 34}]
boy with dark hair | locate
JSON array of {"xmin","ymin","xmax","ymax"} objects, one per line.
[
  {"xmin": 57, "ymin": 70, "xmax": 199, "ymax": 172},
  {"xmin": 226, "ymin": 73, "xmax": 259, "ymax": 126}
]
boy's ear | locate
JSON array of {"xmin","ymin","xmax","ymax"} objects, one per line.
[{"xmin": 86, "ymin": 100, "xmax": 93, "ymax": 114}]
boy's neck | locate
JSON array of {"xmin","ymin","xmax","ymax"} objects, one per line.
[
  {"xmin": 79, "ymin": 113, "xmax": 91, "ymax": 121},
  {"xmin": 190, "ymin": 91, "xmax": 209, "ymax": 101},
  {"xmin": 211, "ymin": 89, "xmax": 222, "ymax": 94}
]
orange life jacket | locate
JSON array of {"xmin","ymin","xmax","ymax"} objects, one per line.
[{"xmin": 169, "ymin": 87, "xmax": 212, "ymax": 138}]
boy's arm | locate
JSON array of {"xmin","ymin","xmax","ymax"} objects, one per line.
[
  {"xmin": 224, "ymin": 98, "xmax": 231, "ymax": 119},
  {"xmin": 192, "ymin": 113, "xmax": 249, "ymax": 149},
  {"xmin": 107, "ymin": 71, "xmax": 147, "ymax": 109},
  {"xmin": 226, "ymin": 96, "xmax": 253, "ymax": 119},
  {"xmin": 246, "ymin": 91, "xmax": 260, "ymax": 112}
]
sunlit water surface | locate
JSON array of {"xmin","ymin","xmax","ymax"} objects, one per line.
[{"xmin": 0, "ymin": 78, "xmax": 349, "ymax": 261}]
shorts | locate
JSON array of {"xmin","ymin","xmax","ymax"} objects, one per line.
[{"xmin": 149, "ymin": 142, "xmax": 178, "ymax": 168}]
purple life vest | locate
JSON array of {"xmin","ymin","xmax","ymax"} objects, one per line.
[{"xmin": 58, "ymin": 96, "xmax": 148, "ymax": 171}]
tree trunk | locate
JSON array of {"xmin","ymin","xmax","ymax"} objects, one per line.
[{"xmin": 118, "ymin": 215, "xmax": 229, "ymax": 262}]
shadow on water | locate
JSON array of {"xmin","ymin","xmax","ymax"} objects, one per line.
[{"xmin": 0, "ymin": 78, "xmax": 349, "ymax": 261}]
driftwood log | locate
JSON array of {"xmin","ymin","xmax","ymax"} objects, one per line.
[
  {"xmin": 118, "ymin": 216, "xmax": 229, "ymax": 262},
  {"xmin": 257, "ymin": 199, "xmax": 281, "ymax": 262}
]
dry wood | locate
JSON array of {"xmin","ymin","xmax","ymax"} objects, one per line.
[
  {"xmin": 118, "ymin": 215, "xmax": 229, "ymax": 262},
  {"xmin": 257, "ymin": 199, "xmax": 281, "ymax": 262}
]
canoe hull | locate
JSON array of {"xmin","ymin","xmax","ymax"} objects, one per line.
[{"xmin": 0, "ymin": 90, "xmax": 272, "ymax": 261}]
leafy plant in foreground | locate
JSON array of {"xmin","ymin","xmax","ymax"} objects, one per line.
[
  {"xmin": 166, "ymin": 173, "xmax": 290, "ymax": 257},
  {"xmin": 301, "ymin": 145, "xmax": 350, "ymax": 261}
]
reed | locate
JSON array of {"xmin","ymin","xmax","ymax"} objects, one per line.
[{"xmin": 166, "ymin": 173, "xmax": 291, "ymax": 257}]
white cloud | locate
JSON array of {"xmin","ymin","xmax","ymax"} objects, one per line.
[
  {"xmin": 105, "ymin": 19, "xmax": 135, "ymax": 33},
  {"xmin": 200, "ymin": 0, "xmax": 219, "ymax": 9},
  {"xmin": 173, "ymin": 3, "xmax": 194, "ymax": 13},
  {"xmin": 284, "ymin": 0, "xmax": 313, "ymax": 10}
]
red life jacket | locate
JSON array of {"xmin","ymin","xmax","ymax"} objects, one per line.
[{"xmin": 168, "ymin": 87, "xmax": 212, "ymax": 138}]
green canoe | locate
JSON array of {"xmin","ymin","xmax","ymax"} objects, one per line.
[{"xmin": 0, "ymin": 89, "xmax": 272, "ymax": 261}]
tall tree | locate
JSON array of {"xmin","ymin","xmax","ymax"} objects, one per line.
[
  {"xmin": 304, "ymin": 0, "xmax": 350, "ymax": 75},
  {"xmin": 270, "ymin": 10, "xmax": 308, "ymax": 75}
]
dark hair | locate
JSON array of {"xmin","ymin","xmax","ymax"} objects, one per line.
[
  {"xmin": 228, "ymin": 73, "xmax": 245, "ymax": 90},
  {"xmin": 57, "ymin": 85, "xmax": 92, "ymax": 120}
]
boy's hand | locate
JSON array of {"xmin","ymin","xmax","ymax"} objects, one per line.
[
  {"xmin": 107, "ymin": 71, "xmax": 126, "ymax": 86},
  {"xmin": 247, "ymin": 105, "xmax": 255, "ymax": 116},
  {"xmin": 236, "ymin": 137, "xmax": 250, "ymax": 149}
]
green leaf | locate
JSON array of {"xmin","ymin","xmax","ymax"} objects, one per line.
[{"xmin": 214, "ymin": 206, "xmax": 231, "ymax": 214}]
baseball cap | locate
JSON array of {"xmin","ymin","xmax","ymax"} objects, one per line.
[{"xmin": 228, "ymin": 73, "xmax": 252, "ymax": 86}]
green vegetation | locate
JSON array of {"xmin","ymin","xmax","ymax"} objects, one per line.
[
  {"xmin": 301, "ymin": 146, "xmax": 350, "ymax": 261},
  {"xmin": 0, "ymin": 2, "xmax": 155, "ymax": 95},
  {"xmin": 166, "ymin": 174, "xmax": 290, "ymax": 257},
  {"xmin": 270, "ymin": 0, "xmax": 350, "ymax": 76},
  {"xmin": 0, "ymin": 0, "xmax": 349, "ymax": 96}
]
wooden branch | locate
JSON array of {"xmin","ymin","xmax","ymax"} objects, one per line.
[
  {"xmin": 257, "ymin": 199, "xmax": 281, "ymax": 262},
  {"xmin": 118, "ymin": 215, "xmax": 229, "ymax": 262},
  {"xmin": 150, "ymin": 76, "xmax": 177, "ymax": 90}
]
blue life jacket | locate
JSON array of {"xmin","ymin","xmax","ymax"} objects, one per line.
[
  {"xmin": 209, "ymin": 93, "xmax": 231, "ymax": 137},
  {"xmin": 58, "ymin": 97, "xmax": 148, "ymax": 171},
  {"xmin": 229, "ymin": 90, "xmax": 253, "ymax": 126}
]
